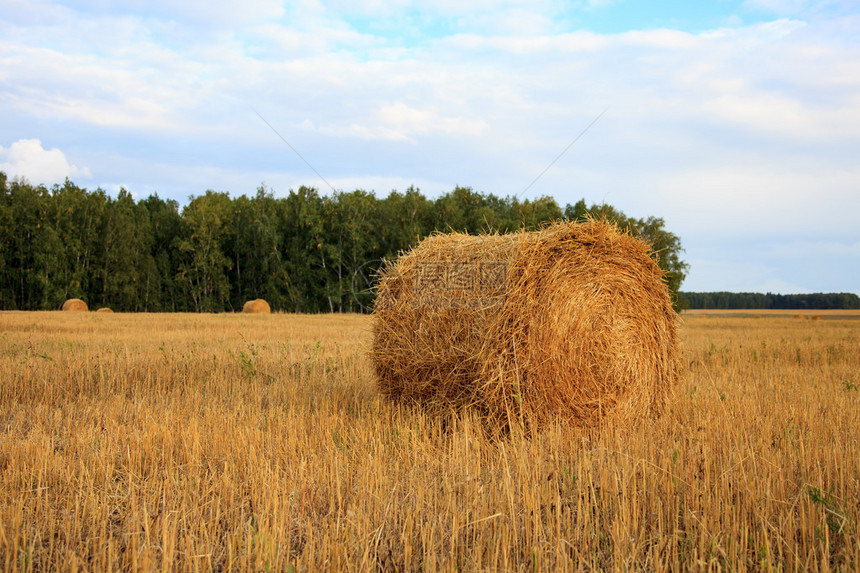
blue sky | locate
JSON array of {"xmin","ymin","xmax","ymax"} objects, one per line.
[{"xmin": 1, "ymin": 0, "xmax": 858, "ymax": 295}]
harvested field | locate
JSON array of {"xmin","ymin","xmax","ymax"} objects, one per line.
[
  {"xmin": 683, "ymin": 308, "xmax": 860, "ymax": 319},
  {"xmin": 0, "ymin": 312, "xmax": 858, "ymax": 571}
]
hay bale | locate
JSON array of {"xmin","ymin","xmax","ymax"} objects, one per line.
[
  {"xmin": 96, "ymin": 307, "xmax": 114, "ymax": 313},
  {"xmin": 242, "ymin": 299, "xmax": 271, "ymax": 314},
  {"xmin": 61, "ymin": 298, "xmax": 88, "ymax": 312},
  {"xmin": 371, "ymin": 220, "xmax": 678, "ymax": 430}
]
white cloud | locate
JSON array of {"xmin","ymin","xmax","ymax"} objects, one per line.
[
  {"xmin": 50, "ymin": 0, "xmax": 286, "ymax": 28},
  {"xmin": 0, "ymin": 139, "xmax": 91, "ymax": 185},
  {"xmin": 313, "ymin": 101, "xmax": 488, "ymax": 141},
  {"xmin": 619, "ymin": 28, "xmax": 699, "ymax": 49},
  {"xmin": 442, "ymin": 30, "xmax": 609, "ymax": 53},
  {"xmin": 656, "ymin": 165, "xmax": 860, "ymax": 244}
]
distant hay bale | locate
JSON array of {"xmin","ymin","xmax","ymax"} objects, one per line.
[
  {"xmin": 371, "ymin": 219, "xmax": 679, "ymax": 430},
  {"xmin": 61, "ymin": 299, "xmax": 88, "ymax": 312},
  {"xmin": 242, "ymin": 299, "xmax": 271, "ymax": 314},
  {"xmin": 96, "ymin": 307, "xmax": 114, "ymax": 313},
  {"xmin": 812, "ymin": 315, "xmax": 823, "ymax": 321},
  {"xmin": 793, "ymin": 314, "xmax": 804, "ymax": 319}
]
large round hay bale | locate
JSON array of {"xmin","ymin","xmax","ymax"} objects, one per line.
[
  {"xmin": 242, "ymin": 299, "xmax": 271, "ymax": 314},
  {"xmin": 61, "ymin": 298, "xmax": 88, "ymax": 312},
  {"xmin": 371, "ymin": 220, "xmax": 678, "ymax": 430},
  {"xmin": 96, "ymin": 307, "xmax": 114, "ymax": 313}
]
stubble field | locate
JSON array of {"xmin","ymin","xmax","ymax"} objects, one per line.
[{"xmin": 1, "ymin": 311, "xmax": 858, "ymax": 571}]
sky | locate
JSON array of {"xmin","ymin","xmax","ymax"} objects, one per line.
[{"xmin": 1, "ymin": 0, "xmax": 858, "ymax": 295}]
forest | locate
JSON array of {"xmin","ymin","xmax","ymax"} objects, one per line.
[
  {"xmin": 0, "ymin": 171, "xmax": 691, "ymax": 313},
  {"xmin": 680, "ymin": 291, "xmax": 860, "ymax": 310}
]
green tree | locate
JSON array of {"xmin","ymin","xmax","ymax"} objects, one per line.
[
  {"xmin": 231, "ymin": 187, "xmax": 295, "ymax": 311},
  {"xmin": 328, "ymin": 189, "xmax": 383, "ymax": 312},
  {"xmin": 509, "ymin": 195, "xmax": 564, "ymax": 230},
  {"xmin": 433, "ymin": 186, "xmax": 501, "ymax": 233},
  {"xmin": 0, "ymin": 173, "xmax": 15, "ymax": 308},
  {"xmin": 2, "ymin": 178, "xmax": 64, "ymax": 309},
  {"xmin": 140, "ymin": 194, "xmax": 184, "ymax": 311},
  {"xmin": 176, "ymin": 191, "xmax": 234, "ymax": 312},
  {"xmin": 99, "ymin": 188, "xmax": 157, "ymax": 311},
  {"xmin": 280, "ymin": 186, "xmax": 329, "ymax": 312},
  {"xmin": 34, "ymin": 180, "xmax": 108, "ymax": 307},
  {"xmin": 378, "ymin": 186, "xmax": 433, "ymax": 256}
]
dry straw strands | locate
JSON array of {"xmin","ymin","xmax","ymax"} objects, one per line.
[
  {"xmin": 243, "ymin": 299, "xmax": 271, "ymax": 314},
  {"xmin": 61, "ymin": 298, "xmax": 88, "ymax": 312},
  {"xmin": 372, "ymin": 219, "xmax": 678, "ymax": 430}
]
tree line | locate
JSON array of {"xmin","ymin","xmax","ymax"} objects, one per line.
[
  {"xmin": 0, "ymin": 171, "xmax": 688, "ymax": 313},
  {"xmin": 680, "ymin": 291, "xmax": 860, "ymax": 310}
]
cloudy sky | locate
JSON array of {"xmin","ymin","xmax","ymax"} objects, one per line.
[{"xmin": 1, "ymin": 0, "xmax": 858, "ymax": 294}]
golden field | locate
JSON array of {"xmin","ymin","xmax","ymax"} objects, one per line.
[
  {"xmin": 682, "ymin": 309, "xmax": 860, "ymax": 319},
  {"xmin": 0, "ymin": 311, "xmax": 858, "ymax": 571}
]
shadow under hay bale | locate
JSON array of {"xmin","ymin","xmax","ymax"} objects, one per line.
[
  {"xmin": 242, "ymin": 299, "xmax": 271, "ymax": 314},
  {"xmin": 61, "ymin": 299, "xmax": 88, "ymax": 312},
  {"xmin": 371, "ymin": 219, "xmax": 678, "ymax": 431}
]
